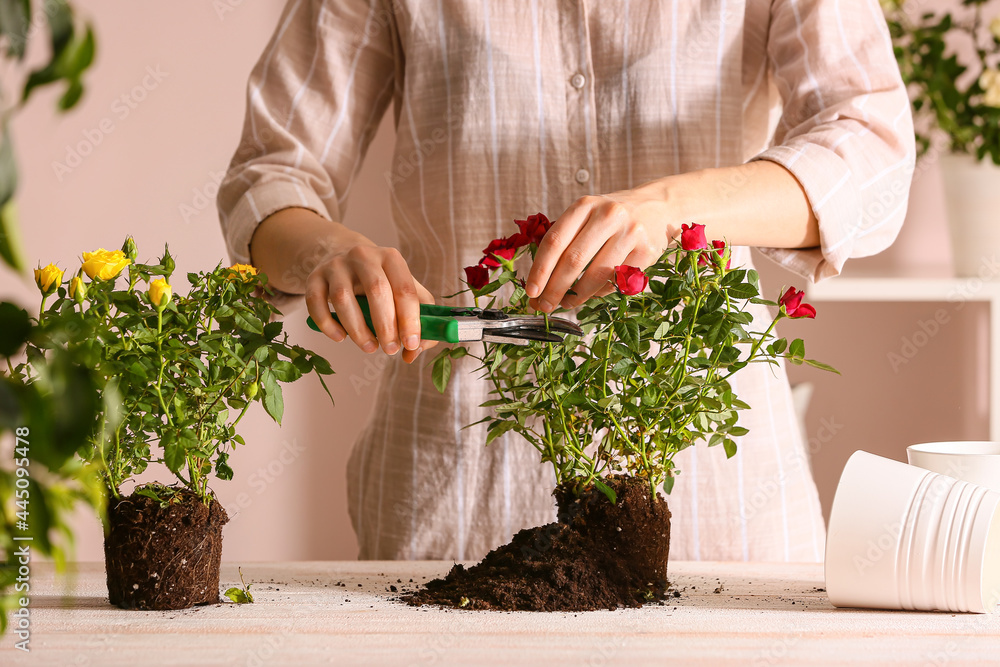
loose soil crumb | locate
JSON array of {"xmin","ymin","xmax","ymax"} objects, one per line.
[{"xmin": 403, "ymin": 475, "xmax": 671, "ymax": 611}]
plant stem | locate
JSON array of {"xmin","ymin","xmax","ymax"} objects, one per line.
[{"xmin": 153, "ymin": 308, "xmax": 174, "ymax": 426}]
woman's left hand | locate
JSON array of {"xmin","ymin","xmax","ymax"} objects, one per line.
[{"xmin": 524, "ymin": 188, "xmax": 676, "ymax": 312}]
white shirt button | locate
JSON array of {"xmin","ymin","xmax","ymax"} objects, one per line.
[
  {"xmin": 570, "ymin": 73, "xmax": 586, "ymax": 89},
  {"xmin": 575, "ymin": 168, "xmax": 590, "ymax": 184}
]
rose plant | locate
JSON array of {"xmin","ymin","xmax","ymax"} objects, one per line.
[
  {"xmin": 8, "ymin": 238, "xmax": 334, "ymax": 609},
  {"xmin": 431, "ymin": 216, "xmax": 834, "ymax": 502},
  {"xmin": 410, "ymin": 215, "xmax": 835, "ymax": 611},
  {"xmin": 13, "ymin": 239, "xmax": 335, "ymax": 506}
]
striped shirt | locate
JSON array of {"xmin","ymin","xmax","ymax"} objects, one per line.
[{"xmin": 218, "ymin": 0, "xmax": 914, "ymax": 561}]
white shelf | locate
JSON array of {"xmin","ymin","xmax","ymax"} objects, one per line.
[
  {"xmin": 805, "ymin": 271, "xmax": 1000, "ymax": 442},
  {"xmin": 807, "ymin": 276, "xmax": 1000, "ymax": 302}
]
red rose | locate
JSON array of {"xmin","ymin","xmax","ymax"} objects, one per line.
[
  {"xmin": 680, "ymin": 223, "xmax": 708, "ymax": 251},
  {"xmin": 481, "ymin": 234, "xmax": 528, "ymax": 268},
  {"xmin": 614, "ymin": 265, "xmax": 649, "ymax": 296},
  {"xmin": 514, "ymin": 213, "xmax": 552, "ymax": 245},
  {"xmin": 778, "ymin": 287, "xmax": 817, "ymax": 319},
  {"xmin": 464, "ymin": 264, "xmax": 490, "ymax": 290},
  {"xmin": 699, "ymin": 239, "xmax": 731, "ymax": 269}
]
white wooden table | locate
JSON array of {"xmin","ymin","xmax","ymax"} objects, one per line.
[{"xmin": 3, "ymin": 560, "xmax": 998, "ymax": 666}]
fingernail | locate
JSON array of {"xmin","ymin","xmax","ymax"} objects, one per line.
[
  {"xmin": 385, "ymin": 342, "xmax": 400, "ymax": 355},
  {"xmin": 526, "ymin": 282, "xmax": 540, "ymax": 298},
  {"xmin": 405, "ymin": 335, "xmax": 419, "ymax": 350},
  {"xmin": 363, "ymin": 341, "xmax": 378, "ymax": 354},
  {"xmin": 538, "ymin": 298, "xmax": 554, "ymax": 313},
  {"xmin": 331, "ymin": 331, "xmax": 345, "ymax": 342}
]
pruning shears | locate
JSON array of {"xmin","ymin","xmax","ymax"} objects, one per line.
[{"xmin": 306, "ymin": 296, "xmax": 583, "ymax": 346}]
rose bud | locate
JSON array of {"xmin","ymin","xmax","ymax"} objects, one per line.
[
  {"xmin": 680, "ymin": 223, "xmax": 708, "ymax": 251},
  {"xmin": 613, "ymin": 265, "xmax": 649, "ymax": 296},
  {"xmin": 778, "ymin": 287, "xmax": 817, "ymax": 319}
]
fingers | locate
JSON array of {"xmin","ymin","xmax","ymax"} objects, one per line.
[
  {"xmin": 529, "ymin": 199, "xmax": 631, "ymax": 312},
  {"xmin": 311, "ymin": 245, "xmax": 436, "ymax": 358},
  {"xmin": 401, "ymin": 280, "xmax": 439, "ymax": 364},
  {"xmin": 524, "ymin": 198, "xmax": 593, "ymax": 306},
  {"xmin": 559, "ymin": 231, "xmax": 632, "ymax": 308},
  {"xmin": 350, "ymin": 246, "xmax": 412, "ymax": 355},
  {"xmin": 305, "ymin": 272, "xmax": 347, "ymax": 342},
  {"xmin": 402, "ymin": 339, "xmax": 438, "ymax": 364},
  {"xmin": 382, "ymin": 248, "xmax": 422, "ymax": 352},
  {"xmin": 326, "ymin": 255, "xmax": 380, "ymax": 354}
]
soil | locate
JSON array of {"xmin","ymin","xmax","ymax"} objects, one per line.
[
  {"xmin": 403, "ymin": 474, "xmax": 672, "ymax": 611},
  {"xmin": 104, "ymin": 486, "xmax": 229, "ymax": 610}
]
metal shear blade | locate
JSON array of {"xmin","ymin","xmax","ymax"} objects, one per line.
[{"xmin": 458, "ymin": 312, "xmax": 584, "ymax": 346}]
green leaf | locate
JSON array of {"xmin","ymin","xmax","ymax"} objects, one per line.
[
  {"xmin": 270, "ymin": 360, "xmax": 301, "ymax": 382},
  {"xmin": 432, "ymin": 353, "xmax": 453, "ymax": 394},
  {"xmin": 312, "ymin": 355, "xmax": 334, "ymax": 375},
  {"xmin": 723, "ymin": 438, "xmax": 738, "ymax": 458},
  {"xmin": 805, "ymin": 358, "xmax": 840, "ymax": 374},
  {"xmin": 263, "ymin": 320, "xmax": 283, "ymax": 341},
  {"xmin": 592, "ymin": 478, "xmax": 617, "ymax": 504},
  {"xmin": 0, "ymin": 198, "xmax": 24, "ymax": 272},
  {"xmin": 162, "ymin": 431, "xmax": 184, "ymax": 473},
  {"xmin": 789, "ymin": 338, "xmax": 805, "ymax": 359},
  {"xmin": 46, "ymin": 0, "xmax": 75, "ymax": 56},
  {"xmin": 485, "ymin": 419, "xmax": 514, "ymax": 445},
  {"xmin": 22, "ymin": 24, "xmax": 96, "ymax": 105},
  {"xmin": 234, "ymin": 310, "xmax": 264, "ymax": 335},
  {"xmin": 224, "ymin": 587, "xmax": 253, "ymax": 604},
  {"xmin": 0, "ymin": 124, "xmax": 25, "ymax": 272},
  {"xmin": 662, "ymin": 476, "xmax": 675, "ymax": 495},
  {"xmin": 613, "ymin": 317, "xmax": 640, "ymax": 350},
  {"xmin": 57, "ymin": 78, "xmax": 84, "ymax": 110},
  {"xmin": 0, "ymin": 301, "xmax": 30, "ymax": 356},
  {"xmin": 725, "ymin": 283, "xmax": 758, "ymax": 300},
  {"xmin": 769, "ymin": 338, "xmax": 787, "ymax": 355},
  {"xmin": 215, "ymin": 451, "xmax": 234, "ymax": 481},
  {"xmin": 0, "ymin": 124, "xmax": 17, "ymax": 209},
  {"xmin": 261, "ymin": 370, "xmax": 284, "ymax": 423}
]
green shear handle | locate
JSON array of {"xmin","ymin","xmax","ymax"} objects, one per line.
[{"xmin": 306, "ymin": 296, "xmax": 467, "ymax": 343}]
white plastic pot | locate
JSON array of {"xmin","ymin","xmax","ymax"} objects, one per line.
[
  {"xmin": 907, "ymin": 441, "xmax": 1000, "ymax": 493},
  {"xmin": 825, "ymin": 451, "xmax": 1000, "ymax": 613},
  {"xmin": 940, "ymin": 153, "xmax": 1000, "ymax": 279}
]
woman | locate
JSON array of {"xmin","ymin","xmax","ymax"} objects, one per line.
[{"xmin": 217, "ymin": 0, "xmax": 914, "ymax": 562}]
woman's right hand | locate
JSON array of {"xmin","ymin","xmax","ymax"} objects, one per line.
[{"xmin": 304, "ymin": 242, "xmax": 438, "ymax": 364}]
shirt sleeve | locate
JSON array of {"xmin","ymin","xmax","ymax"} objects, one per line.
[
  {"xmin": 750, "ymin": 0, "xmax": 915, "ymax": 282},
  {"xmin": 216, "ymin": 0, "xmax": 397, "ymax": 305}
]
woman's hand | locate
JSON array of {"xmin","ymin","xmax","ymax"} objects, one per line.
[
  {"xmin": 250, "ymin": 207, "xmax": 437, "ymax": 365},
  {"xmin": 525, "ymin": 188, "xmax": 675, "ymax": 312},
  {"xmin": 305, "ymin": 243, "xmax": 438, "ymax": 364},
  {"xmin": 524, "ymin": 161, "xmax": 820, "ymax": 312}
]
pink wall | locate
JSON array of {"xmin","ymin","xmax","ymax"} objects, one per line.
[{"xmin": 0, "ymin": 1, "xmax": 988, "ymax": 562}]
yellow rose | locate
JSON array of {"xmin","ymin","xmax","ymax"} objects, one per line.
[
  {"xmin": 227, "ymin": 263, "xmax": 259, "ymax": 282},
  {"xmin": 69, "ymin": 275, "xmax": 87, "ymax": 304},
  {"xmin": 148, "ymin": 278, "xmax": 172, "ymax": 309},
  {"xmin": 81, "ymin": 248, "xmax": 132, "ymax": 281},
  {"xmin": 991, "ymin": 16, "xmax": 1000, "ymax": 43},
  {"xmin": 34, "ymin": 263, "xmax": 63, "ymax": 295},
  {"xmin": 981, "ymin": 69, "xmax": 1000, "ymax": 108}
]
